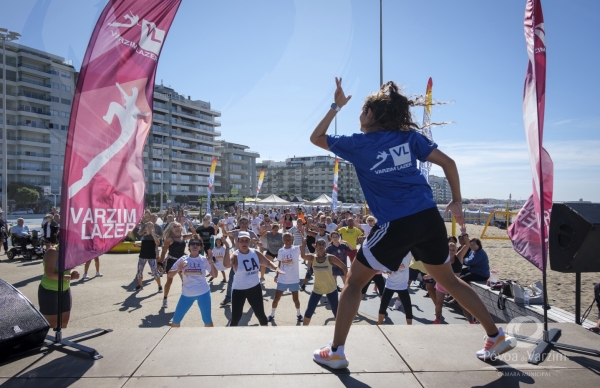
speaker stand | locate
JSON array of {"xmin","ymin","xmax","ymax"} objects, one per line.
[
  {"xmin": 43, "ymin": 328, "xmax": 112, "ymax": 360},
  {"xmin": 46, "ymin": 271, "xmax": 112, "ymax": 360},
  {"xmin": 575, "ymin": 272, "xmax": 581, "ymax": 324}
]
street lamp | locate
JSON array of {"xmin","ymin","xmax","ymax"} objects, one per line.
[{"xmin": 0, "ymin": 28, "xmax": 20, "ymax": 213}]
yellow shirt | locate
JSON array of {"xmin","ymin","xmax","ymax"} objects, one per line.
[
  {"xmin": 338, "ymin": 227, "xmax": 363, "ymax": 250},
  {"xmin": 312, "ymin": 255, "xmax": 337, "ymax": 295},
  {"xmin": 409, "ymin": 257, "xmax": 427, "ymax": 274}
]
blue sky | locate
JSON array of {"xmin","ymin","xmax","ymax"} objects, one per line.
[{"xmin": 2, "ymin": 0, "xmax": 599, "ymax": 201}]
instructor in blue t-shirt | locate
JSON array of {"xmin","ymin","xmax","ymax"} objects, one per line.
[{"xmin": 308, "ymin": 77, "xmax": 516, "ymax": 369}]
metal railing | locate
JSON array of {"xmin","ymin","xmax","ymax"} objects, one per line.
[
  {"xmin": 7, "ymin": 135, "xmax": 51, "ymax": 144},
  {"xmin": 18, "ymin": 62, "xmax": 50, "ymax": 73},
  {"xmin": 18, "ymin": 90, "xmax": 50, "ymax": 101},
  {"xmin": 18, "ymin": 77, "xmax": 51, "ymax": 88}
]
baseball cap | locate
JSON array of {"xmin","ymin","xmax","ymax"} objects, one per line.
[{"xmin": 238, "ymin": 231, "xmax": 251, "ymax": 239}]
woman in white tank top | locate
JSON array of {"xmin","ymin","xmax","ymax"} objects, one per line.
[{"xmin": 229, "ymin": 232, "xmax": 283, "ymax": 326}]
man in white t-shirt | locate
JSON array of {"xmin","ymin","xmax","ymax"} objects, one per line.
[
  {"xmin": 268, "ymin": 232, "xmax": 303, "ymax": 323},
  {"xmin": 250, "ymin": 212, "xmax": 262, "ymax": 235},
  {"xmin": 325, "ymin": 216, "xmax": 337, "ymax": 233},
  {"xmin": 224, "ymin": 212, "xmax": 235, "ymax": 231}
]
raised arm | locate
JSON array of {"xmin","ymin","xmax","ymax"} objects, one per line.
[
  {"xmin": 310, "ymin": 77, "xmax": 352, "ymax": 150},
  {"xmin": 222, "ymin": 238, "xmax": 231, "ymax": 269},
  {"xmin": 256, "ymin": 251, "xmax": 284, "ymax": 274},
  {"xmin": 329, "ymin": 255, "xmax": 348, "ymax": 277}
]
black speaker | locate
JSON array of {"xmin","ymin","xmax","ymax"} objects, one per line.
[
  {"xmin": 549, "ymin": 202, "xmax": 600, "ymax": 273},
  {"xmin": 0, "ymin": 278, "xmax": 50, "ymax": 361}
]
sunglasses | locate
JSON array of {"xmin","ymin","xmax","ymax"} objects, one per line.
[{"xmin": 189, "ymin": 242, "xmax": 203, "ymax": 247}]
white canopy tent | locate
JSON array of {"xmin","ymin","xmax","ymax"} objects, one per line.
[
  {"xmin": 305, "ymin": 194, "xmax": 333, "ymax": 205},
  {"xmin": 256, "ymin": 194, "xmax": 291, "ymax": 206}
]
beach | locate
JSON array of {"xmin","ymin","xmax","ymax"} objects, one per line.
[{"xmin": 446, "ymin": 222, "xmax": 598, "ymax": 318}]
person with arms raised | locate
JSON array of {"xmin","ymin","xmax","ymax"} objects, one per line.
[{"xmin": 308, "ymin": 77, "xmax": 516, "ymax": 369}]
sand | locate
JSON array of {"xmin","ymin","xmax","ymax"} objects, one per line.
[{"xmin": 446, "ymin": 222, "xmax": 598, "ymax": 319}]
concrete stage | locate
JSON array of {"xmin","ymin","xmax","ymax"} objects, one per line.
[{"xmin": 0, "ymin": 323, "xmax": 599, "ymax": 387}]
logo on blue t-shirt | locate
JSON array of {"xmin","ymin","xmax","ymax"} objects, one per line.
[{"xmin": 370, "ymin": 143, "xmax": 412, "ymax": 174}]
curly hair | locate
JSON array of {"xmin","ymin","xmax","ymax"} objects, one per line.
[{"xmin": 362, "ymin": 81, "xmax": 419, "ymax": 132}]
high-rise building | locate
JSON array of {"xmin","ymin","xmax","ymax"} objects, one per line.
[
  {"xmin": 145, "ymin": 84, "xmax": 221, "ymax": 206},
  {"xmin": 0, "ymin": 42, "xmax": 76, "ymax": 198},
  {"xmin": 215, "ymin": 140, "xmax": 259, "ymax": 198},
  {"xmin": 256, "ymin": 155, "xmax": 364, "ymax": 202},
  {"xmin": 428, "ymin": 175, "xmax": 451, "ymax": 203}
]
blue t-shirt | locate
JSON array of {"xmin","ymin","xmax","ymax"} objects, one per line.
[{"xmin": 327, "ymin": 130, "xmax": 437, "ymax": 224}]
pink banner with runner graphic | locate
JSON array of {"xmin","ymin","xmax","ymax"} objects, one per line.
[
  {"xmin": 508, "ymin": 0, "xmax": 553, "ymax": 273},
  {"xmin": 59, "ymin": 0, "xmax": 181, "ymax": 270}
]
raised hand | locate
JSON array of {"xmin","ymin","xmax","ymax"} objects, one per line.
[
  {"xmin": 446, "ymin": 201, "xmax": 465, "ymax": 229},
  {"xmin": 334, "ymin": 77, "xmax": 352, "ymax": 108}
]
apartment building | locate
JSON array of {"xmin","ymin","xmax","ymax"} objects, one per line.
[
  {"xmin": 144, "ymin": 84, "xmax": 221, "ymax": 205},
  {"xmin": 256, "ymin": 155, "xmax": 364, "ymax": 202},
  {"xmin": 215, "ymin": 141, "xmax": 259, "ymax": 198},
  {"xmin": 428, "ymin": 174, "xmax": 451, "ymax": 203},
  {"xmin": 0, "ymin": 42, "xmax": 76, "ymax": 196}
]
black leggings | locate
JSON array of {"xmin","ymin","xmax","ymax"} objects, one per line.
[
  {"xmin": 460, "ymin": 272, "xmax": 488, "ymax": 284},
  {"xmin": 379, "ymin": 288, "xmax": 412, "ymax": 318},
  {"xmin": 361, "ymin": 273, "xmax": 385, "ymax": 295},
  {"xmin": 230, "ymin": 283, "xmax": 268, "ymax": 326}
]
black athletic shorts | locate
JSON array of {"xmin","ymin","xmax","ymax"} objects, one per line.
[
  {"xmin": 357, "ymin": 207, "xmax": 448, "ymax": 271},
  {"xmin": 38, "ymin": 285, "xmax": 72, "ymax": 315},
  {"xmin": 266, "ymin": 251, "xmax": 278, "ymax": 259},
  {"xmin": 165, "ymin": 258, "xmax": 178, "ymax": 272}
]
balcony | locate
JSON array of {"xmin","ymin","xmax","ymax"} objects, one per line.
[
  {"xmin": 6, "ymin": 151, "xmax": 51, "ymax": 159},
  {"xmin": 18, "ymin": 105, "xmax": 50, "ymax": 116},
  {"xmin": 170, "ymin": 153, "xmax": 214, "ymax": 163},
  {"xmin": 8, "ymin": 166, "xmax": 51, "ymax": 173},
  {"xmin": 18, "ymin": 77, "xmax": 51, "ymax": 89},
  {"xmin": 7, "ymin": 135, "xmax": 51, "ymax": 144},
  {"xmin": 17, "ymin": 90, "xmax": 51, "ymax": 103}
]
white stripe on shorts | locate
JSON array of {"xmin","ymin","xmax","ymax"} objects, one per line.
[
  {"xmin": 366, "ymin": 222, "xmax": 389, "ymax": 250},
  {"xmin": 362, "ymin": 240, "xmax": 391, "ymax": 272}
]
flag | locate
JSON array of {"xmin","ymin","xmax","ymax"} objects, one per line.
[
  {"xmin": 331, "ymin": 158, "xmax": 339, "ymax": 212},
  {"xmin": 508, "ymin": 0, "xmax": 553, "ymax": 273},
  {"xmin": 419, "ymin": 77, "xmax": 433, "ymax": 183},
  {"xmin": 207, "ymin": 157, "xmax": 218, "ymax": 214},
  {"xmin": 255, "ymin": 169, "xmax": 265, "ymax": 200},
  {"xmin": 59, "ymin": 0, "xmax": 181, "ymax": 270}
]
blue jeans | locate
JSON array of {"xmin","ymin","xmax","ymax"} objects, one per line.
[{"xmin": 172, "ymin": 292, "xmax": 212, "ymax": 325}]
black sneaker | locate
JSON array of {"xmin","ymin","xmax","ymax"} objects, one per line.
[
  {"xmin": 158, "ymin": 286, "xmax": 163, "ymax": 293},
  {"xmin": 267, "ymin": 316, "xmax": 274, "ymax": 322},
  {"xmin": 337, "ymin": 286, "xmax": 342, "ymax": 292},
  {"xmin": 297, "ymin": 315, "xmax": 304, "ymax": 323},
  {"xmin": 135, "ymin": 285, "xmax": 142, "ymax": 291},
  {"xmin": 220, "ymin": 298, "xmax": 231, "ymax": 306}
]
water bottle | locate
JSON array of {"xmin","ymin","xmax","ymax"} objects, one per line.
[{"xmin": 524, "ymin": 288, "xmax": 530, "ymax": 307}]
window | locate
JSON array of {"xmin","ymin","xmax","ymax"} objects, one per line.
[
  {"xmin": 49, "ymin": 69, "xmax": 59, "ymax": 76},
  {"xmin": 48, "ymin": 122, "xmax": 59, "ymax": 129},
  {"xmin": 60, "ymin": 111, "xmax": 70, "ymax": 118},
  {"xmin": 61, "ymin": 125, "xmax": 68, "ymax": 131},
  {"xmin": 60, "ymin": 85, "xmax": 71, "ymax": 92},
  {"xmin": 51, "ymin": 82, "xmax": 60, "ymax": 89},
  {"xmin": 60, "ymin": 72, "xmax": 71, "ymax": 79},
  {"xmin": 49, "ymin": 109, "xmax": 59, "ymax": 116},
  {"xmin": 50, "ymin": 96, "xmax": 59, "ymax": 103},
  {"xmin": 61, "ymin": 98, "xmax": 71, "ymax": 105}
]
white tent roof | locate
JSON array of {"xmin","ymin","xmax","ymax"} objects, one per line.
[
  {"xmin": 306, "ymin": 194, "xmax": 333, "ymax": 205},
  {"xmin": 257, "ymin": 194, "xmax": 291, "ymax": 205}
]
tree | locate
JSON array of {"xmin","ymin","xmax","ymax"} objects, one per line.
[
  {"xmin": 7, "ymin": 182, "xmax": 42, "ymax": 201},
  {"xmin": 153, "ymin": 191, "xmax": 168, "ymax": 204},
  {"xmin": 174, "ymin": 195, "xmax": 190, "ymax": 204},
  {"xmin": 16, "ymin": 187, "xmax": 39, "ymax": 206}
]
